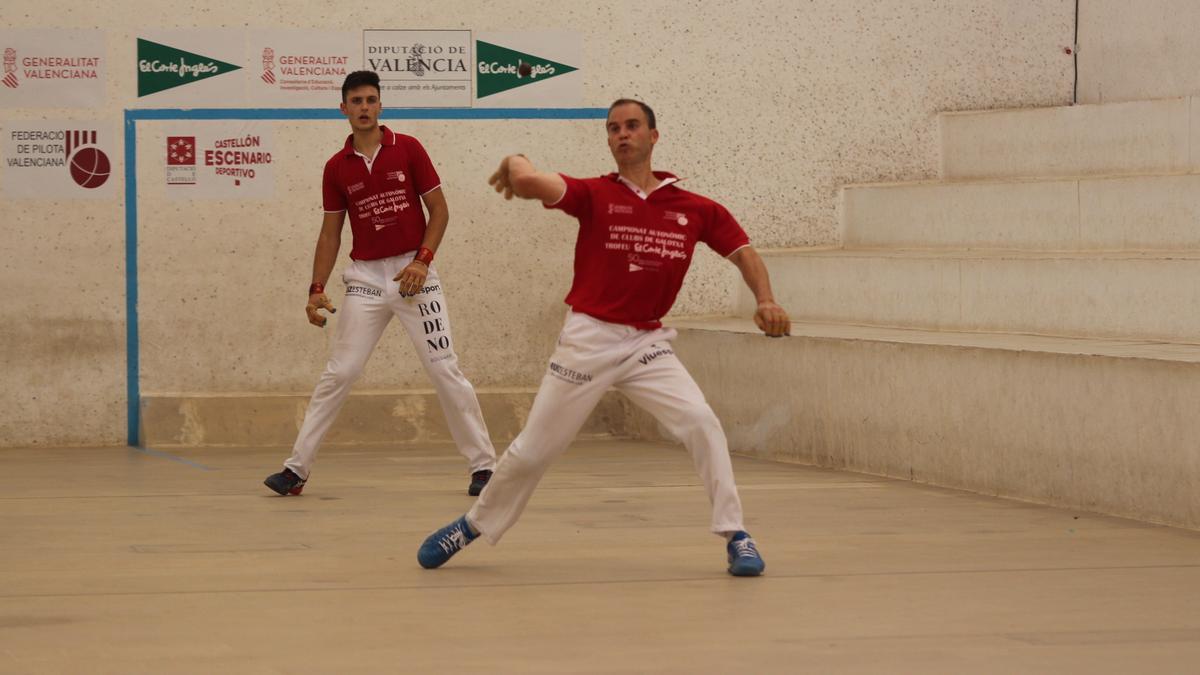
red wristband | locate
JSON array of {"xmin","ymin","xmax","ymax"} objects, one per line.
[
  {"xmin": 414, "ymin": 247, "xmax": 435, "ymax": 266},
  {"xmin": 308, "ymin": 282, "xmax": 324, "ymax": 295}
]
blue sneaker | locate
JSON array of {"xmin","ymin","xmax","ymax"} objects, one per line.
[
  {"xmin": 727, "ymin": 531, "xmax": 765, "ymax": 576},
  {"xmin": 418, "ymin": 515, "xmax": 478, "ymax": 569}
]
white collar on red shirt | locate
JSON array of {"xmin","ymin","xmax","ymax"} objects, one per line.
[
  {"xmin": 610, "ymin": 171, "xmax": 680, "ymax": 200},
  {"xmin": 354, "ymin": 144, "xmax": 383, "ymax": 170},
  {"xmin": 342, "ymin": 125, "xmax": 398, "ymax": 169}
]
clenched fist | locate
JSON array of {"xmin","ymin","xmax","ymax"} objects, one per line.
[{"xmin": 754, "ymin": 301, "xmax": 791, "ymax": 338}]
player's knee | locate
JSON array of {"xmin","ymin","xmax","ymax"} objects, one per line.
[
  {"xmin": 326, "ymin": 358, "xmax": 367, "ymax": 386},
  {"xmin": 502, "ymin": 441, "xmax": 552, "ymax": 477},
  {"xmin": 677, "ymin": 403, "xmax": 723, "ymax": 439}
]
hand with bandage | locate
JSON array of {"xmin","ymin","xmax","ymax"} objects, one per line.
[{"xmin": 305, "ymin": 282, "xmax": 337, "ymax": 327}]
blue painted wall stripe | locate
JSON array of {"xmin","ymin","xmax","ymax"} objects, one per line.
[
  {"xmin": 122, "ymin": 106, "xmax": 606, "ymax": 447},
  {"xmin": 124, "ymin": 115, "xmax": 140, "ymax": 446},
  {"xmin": 126, "ymin": 107, "xmax": 607, "ymax": 121}
]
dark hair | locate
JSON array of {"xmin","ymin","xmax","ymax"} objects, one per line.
[
  {"xmin": 608, "ymin": 98, "xmax": 656, "ymax": 129},
  {"xmin": 342, "ymin": 70, "xmax": 381, "ymax": 101}
]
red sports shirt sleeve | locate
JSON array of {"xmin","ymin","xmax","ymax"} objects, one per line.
[
  {"xmin": 701, "ymin": 201, "xmax": 751, "ymax": 257},
  {"xmin": 404, "ymin": 136, "xmax": 442, "ymax": 196},
  {"xmin": 322, "ymin": 160, "xmax": 346, "ymax": 212},
  {"xmin": 543, "ymin": 174, "xmax": 591, "ymax": 218}
]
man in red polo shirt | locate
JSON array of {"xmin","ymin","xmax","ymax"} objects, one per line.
[
  {"xmin": 417, "ymin": 98, "xmax": 791, "ymax": 576},
  {"xmin": 264, "ymin": 70, "xmax": 496, "ymax": 497}
]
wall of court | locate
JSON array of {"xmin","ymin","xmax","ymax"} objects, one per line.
[
  {"xmin": 2, "ymin": 0, "xmax": 1074, "ymax": 446},
  {"xmin": 1077, "ymin": 0, "xmax": 1200, "ymax": 103}
]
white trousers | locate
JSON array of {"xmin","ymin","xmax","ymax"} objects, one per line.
[
  {"xmin": 468, "ymin": 311, "xmax": 745, "ymax": 542},
  {"xmin": 284, "ymin": 253, "xmax": 496, "ymax": 479}
]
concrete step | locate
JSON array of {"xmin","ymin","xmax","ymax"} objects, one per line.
[
  {"xmin": 657, "ymin": 318, "xmax": 1200, "ymax": 530},
  {"xmin": 939, "ymin": 96, "xmax": 1199, "ymax": 179},
  {"xmin": 736, "ymin": 248, "xmax": 1200, "ymax": 342},
  {"xmin": 141, "ymin": 388, "xmax": 633, "ymax": 448},
  {"xmin": 843, "ymin": 173, "xmax": 1200, "ymax": 250}
]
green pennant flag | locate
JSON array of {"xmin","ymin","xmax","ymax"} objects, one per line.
[
  {"xmin": 137, "ymin": 38, "xmax": 242, "ymax": 97},
  {"xmin": 476, "ymin": 41, "xmax": 577, "ymax": 99}
]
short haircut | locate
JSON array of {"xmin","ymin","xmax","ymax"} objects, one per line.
[
  {"xmin": 341, "ymin": 70, "xmax": 381, "ymax": 101},
  {"xmin": 608, "ymin": 98, "xmax": 656, "ymax": 129}
]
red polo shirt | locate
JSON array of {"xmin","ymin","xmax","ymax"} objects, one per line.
[
  {"xmin": 322, "ymin": 125, "xmax": 441, "ymax": 260},
  {"xmin": 546, "ymin": 171, "xmax": 750, "ymax": 329}
]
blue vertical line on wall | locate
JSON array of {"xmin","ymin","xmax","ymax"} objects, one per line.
[
  {"xmin": 1072, "ymin": 0, "xmax": 1080, "ymax": 104},
  {"xmin": 124, "ymin": 112, "xmax": 140, "ymax": 446},
  {"xmin": 122, "ymin": 106, "xmax": 607, "ymax": 447}
]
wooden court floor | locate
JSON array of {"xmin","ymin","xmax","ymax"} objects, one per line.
[{"xmin": 3, "ymin": 441, "xmax": 1200, "ymax": 674}]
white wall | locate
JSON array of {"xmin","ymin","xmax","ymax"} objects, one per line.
[
  {"xmin": 1, "ymin": 0, "xmax": 1074, "ymax": 446},
  {"xmin": 1077, "ymin": 0, "xmax": 1200, "ymax": 103}
]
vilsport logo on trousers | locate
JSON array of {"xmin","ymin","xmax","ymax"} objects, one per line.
[{"xmin": 638, "ymin": 345, "xmax": 674, "ymax": 365}]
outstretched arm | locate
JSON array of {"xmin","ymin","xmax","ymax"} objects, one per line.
[
  {"xmin": 488, "ymin": 154, "xmax": 567, "ymax": 204},
  {"xmin": 728, "ymin": 246, "xmax": 791, "ymax": 337}
]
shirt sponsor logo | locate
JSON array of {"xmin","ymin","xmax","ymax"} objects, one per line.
[
  {"xmin": 549, "ymin": 361, "xmax": 593, "ymax": 385},
  {"xmin": 607, "ymin": 203, "xmax": 634, "ymax": 215},
  {"xmin": 604, "ymin": 224, "xmax": 688, "ymax": 262},
  {"xmin": 663, "ymin": 210, "xmax": 688, "ymax": 226},
  {"xmin": 347, "ymin": 181, "xmax": 365, "ymax": 194},
  {"xmin": 353, "ymin": 188, "xmax": 410, "ymax": 230},
  {"xmin": 628, "ymin": 254, "xmax": 663, "ymax": 273},
  {"xmin": 385, "ymin": 170, "xmax": 405, "ymax": 182},
  {"xmin": 634, "ymin": 241, "xmax": 687, "ymax": 260}
]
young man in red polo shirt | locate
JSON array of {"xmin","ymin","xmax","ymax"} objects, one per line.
[
  {"xmin": 264, "ymin": 70, "xmax": 496, "ymax": 497},
  {"xmin": 417, "ymin": 98, "xmax": 791, "ymax": 576}
]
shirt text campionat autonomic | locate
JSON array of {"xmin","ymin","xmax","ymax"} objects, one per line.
[
  {"xmin": 546, "ymin": 171, "xmax": 750, "ymax": 330},
  {"xmin": 322, "ymin": 125, "xmax": 440, "ymax": 261}
]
